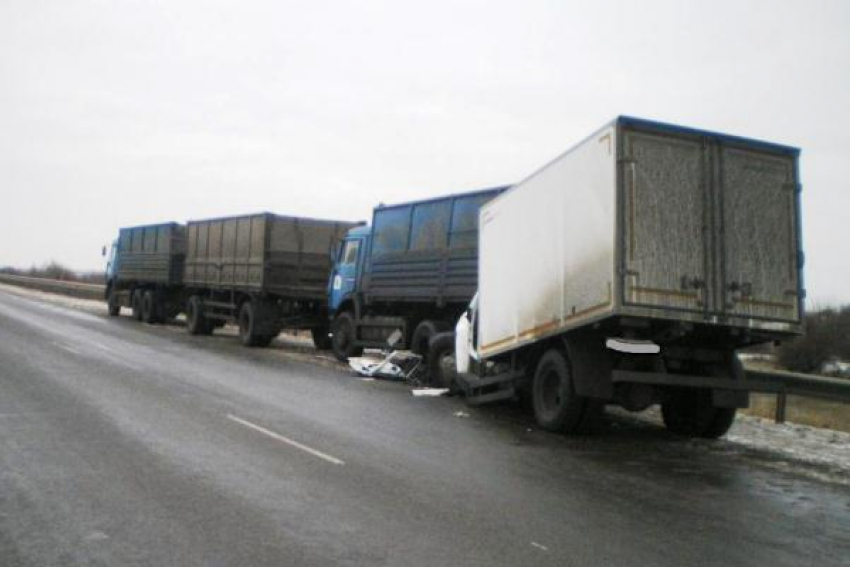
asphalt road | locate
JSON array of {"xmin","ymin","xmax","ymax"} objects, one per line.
[{"xmin": 0, "ymin": 288, "xmax": 847, "ymax": 567}]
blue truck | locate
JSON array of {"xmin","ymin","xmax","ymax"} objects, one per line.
[{"xmin": 325, "ymin": 186, "xmax": 508, "ymax": 382}]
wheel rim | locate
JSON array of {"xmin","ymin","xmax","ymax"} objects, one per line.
[{"xmin": 539, "ymin": 363, "xmax": 563, "ymax": 417}]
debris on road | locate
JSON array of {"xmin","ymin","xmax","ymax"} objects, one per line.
[
  {"xmin": 453, "ymin": 411, "xmax": 470, "ymax": 418},
  {"xmin": 411, "ymin": 388, "xmax": 449, "ymax": 397},
  {"xmin": 349, "ymin": 351, "xmax": 422, "ymax": 380}
]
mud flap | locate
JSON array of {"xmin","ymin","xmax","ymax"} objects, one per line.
[{"xmin": 563, "ymin": 336, "xmax": 613, "ymax": 400}]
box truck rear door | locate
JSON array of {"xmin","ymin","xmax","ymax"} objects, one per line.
[
  {"xmin": 719, "ymin": 146, "xmax": 801, "ymax": 322},
  {"xmin": 621, "ymin": 129, "xmax": 708, "ymax": 314}
]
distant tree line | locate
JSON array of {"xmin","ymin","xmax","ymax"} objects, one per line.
[
  {"xmin": 776, "ymin": 306, "xmax": 850, "ymax": 375},
  {"xmin": 0, "ymin": 261, "xmax": 104, "ymax": 285}
]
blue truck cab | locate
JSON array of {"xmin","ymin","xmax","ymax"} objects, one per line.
[{"xmin": 328, "ymin": 224, "xmax": 371, "ymax": 316}]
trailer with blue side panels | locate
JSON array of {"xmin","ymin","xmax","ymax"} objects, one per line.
[
  {"xmin": 326, "ymin": 186, "xmax": 508, "ymax": 376},
  {"xmin": 104, "ymin": 222, "xmax": 187, "ymax": 323}
]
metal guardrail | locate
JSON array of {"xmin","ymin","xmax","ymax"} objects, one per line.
[
  {"xmin": 743, "ymin": 367, "xmax": 850, "ymax": 423},
  {"xmin": 0, "ymin": 272, "xmax": 848, "ymax": 423},
  {"xmin": 0, "ymin": 273, "xmax": 105, "ymax": 300}
]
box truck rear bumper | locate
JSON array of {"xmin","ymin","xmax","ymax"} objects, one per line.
[{"xmin": 613, "ymin": 369, "xmax": 772, "ymax": 408}]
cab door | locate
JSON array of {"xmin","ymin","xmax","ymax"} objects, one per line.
[{"xmin": 329, "ymin": 237, "xmax": 363, "ymax": 312}]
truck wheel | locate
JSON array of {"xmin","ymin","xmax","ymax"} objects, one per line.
[
  {"xmin": 186, "ymin": 296, "xmax": 212, "ymax": 335},
  {"xmin": 532, "ymin": 348, "xmax": 589, "ymax": 433},
  {"xmin": 331, "ymin": 312, "xmax": 362, "ymax": 362},
  {"xmin": 131, "ymin": 290, "xmax": 143, "ymax": 321},
  {"xmin": 411, "ymin": 320, "xmax": 450, "ymax": 356},
  {"xmin": 661, "ymin": 388, "xmax": 737, "ymax": 439},
  {"xmin": 238, "ymin": 301, "xmax": 267, "ymax": 347},
  {"xmin": 107, "ymin": 289, "xmax": 121, "ymax": 316},
  {"xmin": 311, "ymin": 327, "xmax": 333, "ymax": 350},
  {"xmin": 141, "ymin": 290, "xmax": 159, "ymax": 324},
  {"xmin": 427, "ymin": 332, "xmax": 457, "ymax": 390}
]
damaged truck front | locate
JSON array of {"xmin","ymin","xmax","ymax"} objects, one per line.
[{"xmin": 455, "ymin": 116, "xmax": 804, "ymax": 438}]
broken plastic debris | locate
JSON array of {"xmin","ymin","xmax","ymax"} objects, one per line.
[
  {"xmin": 411, "ymin": 388, "xmax": 449, "ymax": 397},
  {"xmin": 348, "ymin": 350, "xmax": 422, "ymax": 380}
]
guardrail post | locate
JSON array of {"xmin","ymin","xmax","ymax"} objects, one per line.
[{"xmin": 775, "ymin": 390, "xmax": 787, "ymax": 424}]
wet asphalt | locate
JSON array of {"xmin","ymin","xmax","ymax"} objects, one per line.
[{"xmin": 0, "ymin": 288, "xmax": 847, "ymax": 567}]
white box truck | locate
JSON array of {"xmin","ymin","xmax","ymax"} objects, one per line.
[{"xmin": 451, "ymin": 116, "xmax": 803, "ymax": 438}]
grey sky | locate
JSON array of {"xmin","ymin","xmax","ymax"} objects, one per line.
[{"xmin": 1, "ymin": 0, "xmax": 848, "ymax": 306}]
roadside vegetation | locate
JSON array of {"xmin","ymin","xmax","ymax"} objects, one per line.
[
  {"xmin": 0, "ymin": 261, "xmax": 104, "ymax": 285},
  {"xmin": 776, "ymin": 306, "xmax": 850, "ymax": 376}
]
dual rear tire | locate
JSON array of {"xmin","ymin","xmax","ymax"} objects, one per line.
[
  {"xmin": 661, "ymin": 388, "xmax": 737, "ymax": 439},
  {"xmin": 186, "ymin": 295, "xmax": 214, "ymax": 336},
  {"xmin": 238, "ymin": 301, "xmax": 276, "ymax": 347},
  {"xmin": 141, "ymin": 290, "xmax": 160, "ymax": 324}
]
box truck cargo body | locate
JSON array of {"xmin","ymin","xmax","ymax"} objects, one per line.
[
  {"xmin": 183, "ymin": 213, "xmax": 359, "ymax": 346},
  {"xmin": 455, "ymin": 116, "xmax": 803, "ymax": 437},
  {"xmin": 327, "ymin": 186, "xmax": 508, "ymax": 367},
  {"xmin": 105, "ymin": 222, "xmax": 187, "ymax": 322}
]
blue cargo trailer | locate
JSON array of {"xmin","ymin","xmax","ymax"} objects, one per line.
[{"xmin": 326, "ymin": 186, "xmax": 508, "ymax": 374}]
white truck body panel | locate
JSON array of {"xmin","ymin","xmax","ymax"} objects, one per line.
[
  {"xmin": 479, "ymin": 123, "xmax": 618, "ymax": 357},
  {"xmin": 476, "ymin": 117, "xmax": 802, "ymax": 360}
]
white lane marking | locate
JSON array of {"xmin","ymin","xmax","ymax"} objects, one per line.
[
  {"xmin": 531, "ymin": 542, "xmax": 549, "ymax": 552},
  {"xmin": 57, "ymin": 344, "xmax": 82, "ymax": 355},
  {"xmin": 226, "ymin": 414, "xmax": 345, "ymax": 466}
]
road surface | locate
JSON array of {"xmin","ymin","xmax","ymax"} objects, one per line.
[{"xmin": 0, "ymin": 288, "xmax": 847, "ymax": 566}]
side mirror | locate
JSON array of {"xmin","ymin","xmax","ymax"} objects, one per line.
[
  {"xmin": 101, "ymin": 246, "xmax": 107, "ymax": 257},
  {"xmin": 331, "ymin": 241, "xmax": 340, "ymax": 262}
]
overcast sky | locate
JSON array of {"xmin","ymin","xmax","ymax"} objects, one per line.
[{"xmin": 1, "ymin": 0, "xmax": 848, "ymax": 305}]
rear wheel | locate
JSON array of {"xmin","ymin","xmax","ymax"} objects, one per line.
[
  {"xmin": 411, "ymin": 320, "xmax": 450, "ymax": 356},
  {"xmin": 186, "ymin": 295, "xmax": 212, "ymax": 335},
  {"xmin": 662, "ymin": 388, "xmax": 737, "ymax": 439},
  {"xmin": 331, "ymin": 312, "xmax": 362, "ymax": 362},
  {"xmin": 131, "ymin": 290, "xmax": 143, "ymax": 321},
  {"xmin": 238, "ymin": 301, "xmax": 269, "ymax": 347},
  {"xmin": 532, "ymin": 348, "xmax": 590, "ymax": 433},
  {"xmin": 107, "ymin": 288, "xmax": 120, "ymax": 316},
  {"xmin": 141, "ymin": 290, "xmax": 159, "ymax": 324},
  {"xmin": 427, "ymin": 332, "xmax": 457, "ymax": 389}
]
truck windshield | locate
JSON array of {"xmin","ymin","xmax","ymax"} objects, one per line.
[{"xmin": 341, "ymin": 240, "xmax": 360, "ymax": 266}]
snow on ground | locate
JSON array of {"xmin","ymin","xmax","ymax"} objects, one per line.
[
  {"xmin": 0, "ymin": 282, "xmax": 107, "ymax": 313},
  {"xmin": 624, "ymin": 407, "xmax": 850, "ymax": 485},
  {"xmin": 726, "ymin": 414, "xmax": 850, "ymax": 476}
]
